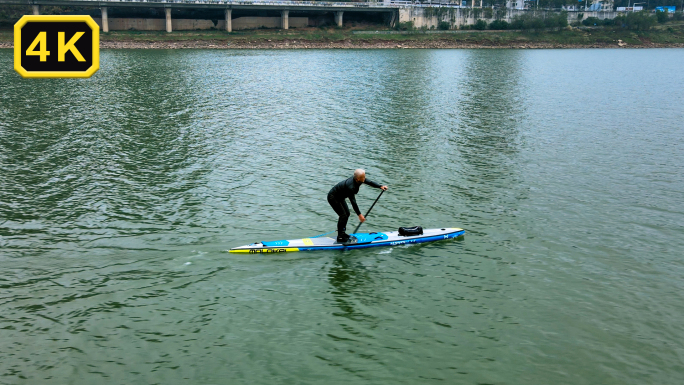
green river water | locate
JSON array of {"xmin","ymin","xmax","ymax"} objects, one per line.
[{"xmin": 1, "ymin": 48, "xmax": 683, "ymax": 384}]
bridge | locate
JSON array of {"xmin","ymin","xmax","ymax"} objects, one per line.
[{"xmin": 1, "ymin": 0, "xmax": 473, "ymax": 32}]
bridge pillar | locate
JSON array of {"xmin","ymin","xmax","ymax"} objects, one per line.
[
  {"xmin": 101, "ymin": 7, "xmax": 109, "ymax": 33},
  {"xmin": 32, "ymin": 5, "xmax": 40, "ymax": 15},
  {"xmin": 225, "ymin": 9, "xmax": 232, "ymax": 32},
  {"xmin": 281, "ymin": 10, "xmax": 289, "ymax": 30},
  {"xmin": 335, "ymin": 11, "xmax": 344, "ymax": 27},
  {"xmin": 165, "ymin": 8, "xmax": 172, "ymax": 33}
]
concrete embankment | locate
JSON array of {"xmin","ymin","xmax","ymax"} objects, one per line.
[{"xmin": 398, "ymin": 8, "xmax": 620, "ymax": 29}]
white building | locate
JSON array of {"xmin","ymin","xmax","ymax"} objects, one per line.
[
  {"xmin": 589, "ymin": 0, "xmax": 614, "ymax": 11},
  {"xmin": 506, "ymin": 0, "xmax": 525, "ymax": 9},
  {"xmin": 563, "ymin": 0, "xmax": 614, "ymax": 11},
  {"xmin": 600, "ymin": 0, "xmax": 614, "ymax": 11}
]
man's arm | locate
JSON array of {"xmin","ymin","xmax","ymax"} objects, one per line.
[
  {"xmin": 364, "ymin": 179, "xmax": 381, "ymax": 189},
  {"xmin": 349, "ymin": 195, "xmax": 361, "ymax": 216},
  {"xmin": 364, "ymin": 179, "xmax": 388, "ymax": 191}
]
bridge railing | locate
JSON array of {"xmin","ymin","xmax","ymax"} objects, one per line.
[
  {"xmin": 102, "ymin": 0, "xmax": 391, "ymax": 6},
  {"xmin": 56, "ymin": 0, "xmax": 467, "ymax": 8}
]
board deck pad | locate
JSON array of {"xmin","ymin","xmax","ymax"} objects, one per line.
[{"xmin": 229, "ymin": 227, "xmax": 464, "ymax": 253}]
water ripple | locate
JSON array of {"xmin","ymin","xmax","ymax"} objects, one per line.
[{"xmin": 1, "ymin": 48, "xmax": 684, "ymax": 384}]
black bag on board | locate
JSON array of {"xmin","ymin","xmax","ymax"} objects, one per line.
[{"xmin": 398, "ymin": 226, "xmax": 423, "ymax": 236}]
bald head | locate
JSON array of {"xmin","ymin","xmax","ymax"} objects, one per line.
[{"xmin": 353, "ymin": 169, "xmax": 366, "ymax": 183}]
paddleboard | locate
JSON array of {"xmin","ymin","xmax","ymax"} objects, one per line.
[{"xmin": 229, "ymin": 227, "xmax": 464, "ymax": 253}]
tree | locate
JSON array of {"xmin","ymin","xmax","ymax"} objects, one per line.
[
  {"xmin": 656, "ymin": 10, "xmax": 669, "ymax": 23},
  {"xmin": 625, "ymin": 11, "xmax": 656, "ymax": 30},
  {"xmin": 546, "ymin": 11, "xmax": 569, "ymax": 29}
]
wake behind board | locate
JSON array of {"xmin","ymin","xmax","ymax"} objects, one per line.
[{"xmin": 229, "ymin": 227, "xmax": 464, "ymax": 254}]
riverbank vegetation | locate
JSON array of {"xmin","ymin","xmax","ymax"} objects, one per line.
[
  {"xmin": 430, "ymin": 10, "xmax": 682, "ymax": 32},
  {"xmin": 3, "ymin": 23, "xmax": 682, "ymax": 49}
]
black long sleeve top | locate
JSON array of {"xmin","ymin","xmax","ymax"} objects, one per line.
[{"xmin": 328, "ymin": 177, "xmax": 382, "ymax": 216}]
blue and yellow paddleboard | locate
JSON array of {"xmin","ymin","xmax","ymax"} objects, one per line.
[{"xmin": 229, "ymin": 227, "xmax": 464, "ymax": 253}]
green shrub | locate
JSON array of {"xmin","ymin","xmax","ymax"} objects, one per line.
[
  {"xmin": 438, "ymin": 21, "xmax": 450, "ymax": 30},
  {"xmin": 656, "ymin": 10, "xmax": 669, "ymax": 24},
  {"xmin": 489, "ymin": 19, "xmax": 509, "ymax": 30},
  {"xmin": 511, "ymin": 14, "xmax": 546, "ymax": 31},
  {"xmin": 532, "ymin": 18, "xmax": 546, "ymax": 29},
  {"xmin": 624, "ymin": 11, "xmax": 656, "ymax": 30},
  {"xmin": 510, "ymin": 16, "xmax": 524, "ymax": 29},
  {"xmin": 546, "ymin": 11, "xmax": 568, "ymax": 29},
  {"xmin": 474, "ymin": 19, "xmax": 487, "ymax": 30},
  {"xmin": 583, "ymin": 17, "xmax": 601, "ymax": 26}
]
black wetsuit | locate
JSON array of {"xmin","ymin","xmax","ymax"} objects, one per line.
[{"xmin": 328, "ymin": 177, "xmax": 382, "ymax": 236}]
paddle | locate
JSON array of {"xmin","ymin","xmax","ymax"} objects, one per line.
[{"xmin": 352, "ymin": 189, "xmax": 385, "ymax": 234}]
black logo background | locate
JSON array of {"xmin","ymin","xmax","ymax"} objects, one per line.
[{"xmin": 20, "ymin": 22, "xmax": 93, "ymax": 72}]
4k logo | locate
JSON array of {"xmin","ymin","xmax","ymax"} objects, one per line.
[{"xmin": 14, "ymin": 15, "xmax": 99, "ymax": 78}]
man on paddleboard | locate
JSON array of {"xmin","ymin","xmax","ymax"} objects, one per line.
[{"xmin": 328, "ymin": 169, "xmax": 388, "ymax": 243}]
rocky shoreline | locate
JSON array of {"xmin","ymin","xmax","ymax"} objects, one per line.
[{"xmin": 2, "ymin": 39, "xmax": 683, "ymax": 49}]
